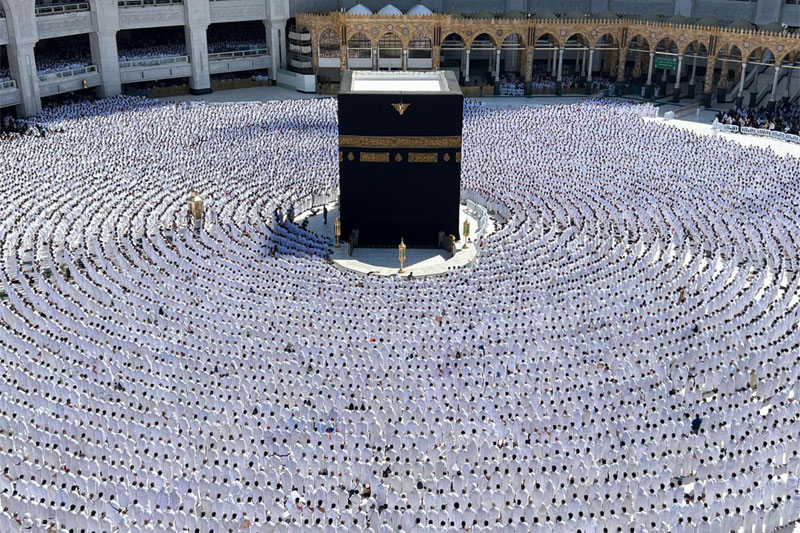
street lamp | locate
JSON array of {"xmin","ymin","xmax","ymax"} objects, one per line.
[
  {"xmin": 398, "ymin": 238, "xmax": 406, "ymax": 273},
  {"xmin": 462, "ymin": 219, "xmax": 470, "ymax": 249},
  {"xmin": 334, "ymin": 217, "xmax": 341, "ymax": 248}
]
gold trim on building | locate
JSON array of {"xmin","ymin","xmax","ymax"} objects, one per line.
[
  {"xmin": 443, "ymin": 153, "xmax": 450, "ymax": 162},
  {"xmin": 340, "ymin": 135, "xmax": 462, "ymax": 149},
  {"xmin": 408, "ymin": 152, "xmax": 439, "ymax": 163},
  {"xmin": 455, "ymin": 152, "xmax": 461, "ymax": 163},
  {"xmin": 360, "ymin": 151, "xmax": 391, "ymax": 162}
]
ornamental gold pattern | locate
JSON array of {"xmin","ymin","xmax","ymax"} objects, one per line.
[
  {"xmin": 408, "ymin": 152, "xmax": 439, "ymax": 163},
  {"xmin": 360, "ymin": 152, "xmax": 391, "ymax": 162},
  {"xmin": 339, "ymin": 135, "xmax": 462, "ymax": 149}
]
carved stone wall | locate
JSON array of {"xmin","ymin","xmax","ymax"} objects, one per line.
[{"xmin": 36, "ymin": 11, "xmax": 93, "ymax": 39}]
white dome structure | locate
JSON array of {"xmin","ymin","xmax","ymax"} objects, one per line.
[
  {"xmin": 377, "ymin": 4, "xmax": 403, "ymax": 15},
  {"xmin": 347, "ymin": 3, "xmax": 373, "ymax": 15},
  {"xmin": 406, "ymin": 4, "xmax": 433, "ymax": 15}
]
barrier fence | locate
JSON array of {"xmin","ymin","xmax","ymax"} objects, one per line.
[
  {"xmin": 665, "ymin": 103, "xmax": 702, "ymax": 120},
  {"xmin": 208, "ymin": 48, "xmax": 269, "ymax": 61},
  {"xmin": 37, "ymin": 65, "xmax": 96, "ymax": 82},
  {"xmin": 119, "ymin": 56, "xmax": 189, "ymax": 68},
  {"xmin": 712, "ymin": 121, "xmax": 800, "ymax": 144},
  {"xmin": 35, "ymin": 2, "xmax": 89, "ymax": 15},
  {"xmin": 461, "ymin": 189, "xmax": 511, "ymax": 221}
]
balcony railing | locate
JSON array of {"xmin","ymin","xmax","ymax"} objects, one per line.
[
  {"xmin": 119, "ymin": 55, "xmax": 189, "ymax": 68},
  {"xmin": 38, "ymin": 65, "xmax": 96, "ymax": 81},
  {"xmin": 118, "ymin": 0, "xmax": 182, "ymax": 7},
  {"xmin": 208, "ymin": 48, "xmax": 268, "ymax": 61},
  {"xmin": 35, "ymin": 2, "xmax": 90, "ymax": 15},
  {"xmin": 0, "ymin": 79, "xmax": 17, "ymax": 90}
]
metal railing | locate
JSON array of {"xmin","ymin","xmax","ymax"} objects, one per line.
[
  {"xmin": 118, "ymin": 0, "xmax": 182, "ymax": 7},
  {"xmin": 38, "ymin": 65, "xmax": 96, "ymax": 81},
  {"xmin": 208, "ymin": 48, "xmax": 268, "ymax": 61},
  {"xmin": 35, "ymin": 2, "xmax": 89, "ymax": 15},
  {"xmin": 0, "ymin": 79, "xmax": 17, "ymax": 90},
  {"xmin": 119, "ymin": 55, "xmax": 189, "ymax": 68}
]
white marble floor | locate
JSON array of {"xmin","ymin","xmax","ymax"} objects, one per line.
[{"xmin": 295, "ymin": 202, "xmax": 491, "ymax": 277}]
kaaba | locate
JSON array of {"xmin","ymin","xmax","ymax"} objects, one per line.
[{"xmin": 338, "ymin": 71, "xmax": 463, "ymax": 247}]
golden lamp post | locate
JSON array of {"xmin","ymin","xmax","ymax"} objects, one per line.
[
  {"xmin": 462, "ymin": 219, "xmax": 470, "ymax": 249},
  {"xmin": 398, "ymin": 238, "xmax": 407, "ymax": 273},
  {"xmin": 334, "ymin": 217, "xmax": 341, "ymax": 248}
]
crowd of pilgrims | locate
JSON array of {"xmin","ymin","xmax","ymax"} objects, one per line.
[
  {"xmin": 0, "ymin": 94, "xmax": 800, "ymax": 533},
  {"xmin": 716, "ymin": 103, "xmax": 800, "ymax": 135},
  {"xmin": 526, "ymin": 72, "xmax": 615, "ymax": 92}
]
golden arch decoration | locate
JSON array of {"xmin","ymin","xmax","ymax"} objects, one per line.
[
  {"xmin": 594, "ymin": 32, "xmax": 619, "ymax": 48},
  {"xmin": 627, "ymin": 34, "xmax": 652, "ymax": 52},
  {"xmin": 501, "ymin": 32, "xmax": 526, "ymax": 50},
  {"xmin": 467, "ymin": 32, "xmax": 499, "ymax": 49},
  {"xmin": 680, "ymin": 39, "xmax": 709, "ymax": 57},
  {"xmin": 564, "ymin": 32, "xmax": 592, "ymax": 47}
]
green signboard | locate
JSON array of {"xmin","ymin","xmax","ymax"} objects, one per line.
[{"xmin": 654, "ymin": 56, "xmax": 678, "ymax": 70}]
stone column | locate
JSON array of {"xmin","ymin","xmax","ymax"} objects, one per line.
[
  {"xmin": 494, "ymin": 49, "xmax": 501, "ymax": 80},
  {"xmin": 402, "ymin": 48, "xmax": 408, "ymax": 71},
  {"xmin": 432, "ymin": 45, "xmax": 440, "ymax": 70},
  {"xmin": 264, "ymin": 0, "xmax": 288, "ymax": 80},
  {"xmin": 89, "ymin": 0, "xmax": 121, "ymax": 97},
  {"xmin": 688, "ymin": 53, "xmax": 698, "ymax": 98},
  {"xmin": 717, "ymin": 59, "xmax": 729, "ymax": 103},
  {"xmin": 702, "ymin": 55, "xmax": 716, "ymax": 106},
  {"xmin": 184, "ymin": 0, "xmax": 211, "ymax": 94},
  {"xmin": 185, "ymin": 23, "xmax": 211, "ymax": 94},
  {"xmin": 264, "ymin": 20, "xmax": 287, "ymax": 76},
  {"xmin": 736, "ymin": 62, "xmax": 747, "ymax": 106},
  {"xmin": 340, "ymin": 45, "xmax": 347, "ymax": 75},
  {"xmin": 372, "ymin": 47, "xmax": 377, "ymax": 70},
  {"xmin": 5, "ymin": 0, "xmax": 41, "ymax": 116},
  {"xmin": 556, "ymin": 47, "xmax": 563, "ymax": 95},
  {"xmin": 551, "ymin": 48, "xmax": 557, "ymax": 77},
  {"xmin": 615, "ymin": 47, "xmax": 626, "ymax": 95},
  {"xmin": 645, "ymin": 51, "xmax": 654, "ymax": 98},
  {"xmin": 616, "ymin": 47, "xmax": 626, "ymax": 81},
  {"xmin": 7, "ymin": 41, "xmax": 41, "ymax": 116},
  {"xmin": 769, "ymin": 64, "xmax": 780, "ymax": 105},
  {"xmin": 672, "ymin": 54, "xmax": 683, "ymax": 102},
  {"xmin": 587, "ymin": 48, "xmax": 594, "ymax": 80},
  {"xmin": 464, "ymin": 49, "xmax": 470, "ymax": 82},
  {"xmin": 633, "ymin": 52, "xmax": 642, "ymax": 79},
  {"xmin": 523, "ymin": 46, "xmax": 533, "ymax": 95}
]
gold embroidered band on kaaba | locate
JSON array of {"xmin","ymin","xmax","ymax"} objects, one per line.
[
  {"xmin": 359, "ymin": 152, "xmax": 390, "ymax": 163},
  {"xmin": 339, "ymin": 135, "xmax": 462, "ymax": 149}
]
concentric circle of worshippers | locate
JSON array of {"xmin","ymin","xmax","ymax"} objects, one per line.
[{"xmin": 1, "ymin": 95, "xmax": 800, "ymax": 533}]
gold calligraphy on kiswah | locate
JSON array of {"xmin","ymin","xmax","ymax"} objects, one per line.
[
  {"xmin": 359, "ymin": 152, "xmax": 391, "ymax": 163},
  {"xmin": 407, "ymin": 152, "xmax": 438, "ymax": 163},
  {"xmin": 340, "ymin": 135, "xmax": 462, "ymax": 149}
]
